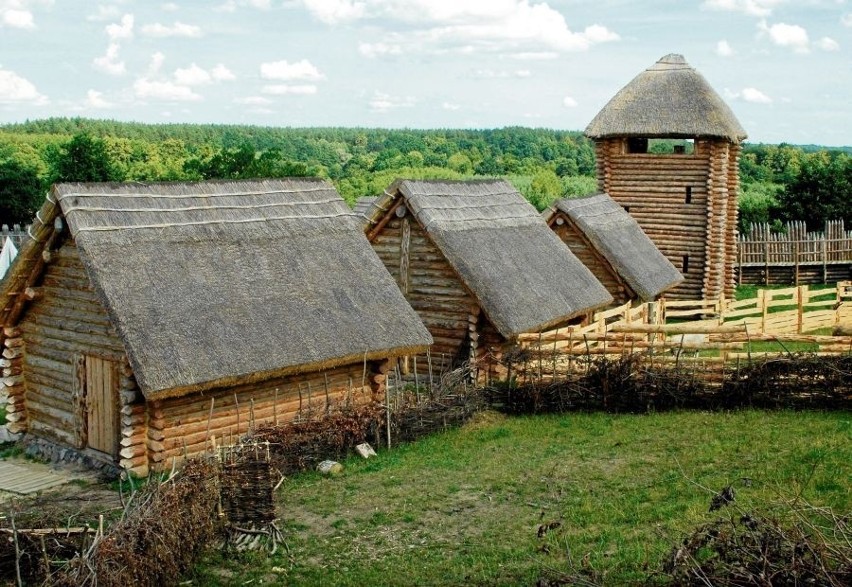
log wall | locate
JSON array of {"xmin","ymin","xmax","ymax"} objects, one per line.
[
  {"xmin": 17, "ymin": 240, "xmax": 145, "ymax": 471},
  {"xmin": 155, "ymin": 361, "xmax": 381, "ymax": 466},
  {"xmin": 550, "ymin": 215, "xmax": 630, "ymax": 304},
  {"xmin": 596, "ymin": 137, "xmax": 739, "ymax": 301},
  {"xmin": 371, "ymin": 209, "xmax": 479, "ymax": 368}
]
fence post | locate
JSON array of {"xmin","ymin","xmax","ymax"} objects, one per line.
[
  {"xmin": 822, "ymin": 233, "xmax": 827, "ymax": 284},
  {"xmin": 793, "ymin": 239, "xmax": 800, "ymax": 286},
  {"xmin": 797, "ymin": 285, "xmax": 806, "ymax": 334},
  {"xmin": 764, "ymin": 239, "xmax": 770, "ymax": 286},
  {"xmin": 761, "ymin": 288, "xmax": 768, "ymax": 332}
]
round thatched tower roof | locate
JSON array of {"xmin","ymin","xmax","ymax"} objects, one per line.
[{"xmin": 585, "ymin": 53, "xmax": 747, "ymax": 143}]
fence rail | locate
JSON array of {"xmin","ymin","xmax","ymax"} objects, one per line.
[{"xmin": 514, "ymin": 282, "xmax": 852, "ymax": 383}]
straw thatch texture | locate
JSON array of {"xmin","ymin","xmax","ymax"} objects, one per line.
[
  {"xmin": 50, "ymin": 179, "xmax": 432, "ymax": 399},
  {"xmin": 545, "ymin": 194, "xmax": 683, "ymax": 300},
  {"xmin": 353, "ymin": 196, "xmax": 378, "ymax": 219},
  {"xmin": 368, "ymin": 179, "xmax": 612, "ymax": 337},
  {"xmin": 585, "ymin": 54, "xmax": 747, "ymax": 142}
]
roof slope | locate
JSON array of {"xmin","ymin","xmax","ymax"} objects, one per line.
[
  {"xmin": 545, "ymin": 194, "xmax": 683, "ymax": 301},
  {"xmin": 367, "ymin": 179, "xmax": 612, "ymax": 337},
  {"xmin": 585, "ymin": 54, "xmax": 747, "ymax": 142},
  {"xmin": 353, "ymin": 196, "xmax": 378, "ymax": 219},
  {"xmin": 42, "ymin": 179, "xmax": 431, "ymax": 399}
]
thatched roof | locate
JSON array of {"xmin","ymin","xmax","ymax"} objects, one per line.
[
  {"xmin": 365, "ymin": 179, "xmax": 612, "ymax": 337},
  {"xmin": 544, "ymin": 194, "xmax": 683, "ymax": 301},
  {"xmin": 585, "ymin": 54, "xmax": 747, "ymax": 142},
  {"xmin": 5, "ymin": 179, "xmax": 432, "ymax": 399},
  {"xmin": 353, "ymin": 196, "xmax": 378, "ymax": 219}
]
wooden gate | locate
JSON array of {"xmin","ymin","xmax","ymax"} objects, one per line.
[{"xmin": 85, "ymin": 355, "xmax": 119, "ymax": 457}]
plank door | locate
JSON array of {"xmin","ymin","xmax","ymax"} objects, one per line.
[{"xmin": 85, "ymin": 355, "xmax": 119, "ymax": 457}]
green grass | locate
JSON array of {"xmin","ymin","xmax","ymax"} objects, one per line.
[{"xmin": 192, "ymin": 410, "xmax": 852, "ymax": 586}]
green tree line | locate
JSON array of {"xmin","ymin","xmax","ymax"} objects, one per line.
[{"xmin": 0, "ymin": 118, "xmax": 849, "ymax": 233}]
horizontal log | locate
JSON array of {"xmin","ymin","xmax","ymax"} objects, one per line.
[
  {"xmin": 610, "ymin": 324, "xmax": 747, "ymax": 334},
  {"xmin": 22, "ymin": 324, "xmax": 125, "ymax": 354},
  {"xmin": 28, "ymin": 420, "xmax": 76, "ymax": 446},
  {"xmin": 3, "ymin": 347, "xmax": 23, "ymax": 359}
]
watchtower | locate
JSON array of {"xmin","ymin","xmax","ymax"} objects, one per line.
[{"xmin": 585, "ymin": 54, "xmax": 747, "ymax": 300}]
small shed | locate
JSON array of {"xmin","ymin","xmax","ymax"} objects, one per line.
[
  {"xmin": 543, "ymin": 193, "xmax": 683, "ymax": 304},
  {"xmin": 585, "ymin": 53, "xmax": 747, "ymax": 300},
  {"xmin": 0, "ymin": 179, "xmax": 432, "ymax": 476},
  {"xmin": 363, "ymin": 179, "xmax": 612, "ymax": 377}
]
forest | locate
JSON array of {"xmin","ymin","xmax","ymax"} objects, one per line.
[{"xmin": 1, "ymin": 117, "xmax": 850, "ymax": 233}]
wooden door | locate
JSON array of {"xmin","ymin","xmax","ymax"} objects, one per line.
[{"xmin": 85, "ymin": 355, "xmax": 119, "ymax": 457}]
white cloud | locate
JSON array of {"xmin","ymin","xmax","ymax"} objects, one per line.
[
  {"xmin": 759, "ymin": 20, "xmax": 809, "ymax": 52},
  {"xmin": 260, "ymin": 59, "xmax": 324, "ymax": 81},
  {"xmin": 106, "ymin": 14, "xmax": 134, "ymax": 41},
  {"xmin": 134, "ymin": 78, "xmax": 202, "ymax": 101},
  {"xmin": 142, "ymin": 21, "xmax": 202, "ymax": 37},
  {"xmin": 725, "ymin": 87, "xmax": 773, "ymax": 104},
  {"xmin": 0, "ymin": 67, "xmax": 48, "ymax": 104},
  {"xmin": 510, "ymin": 52, "xmax": 558, "ymax": 60},
  {"xmin": 147, "ymin": 52, "xmax": 166, "ymax": 76},
  {"xmin": 299, "ymin": 1, "xmax": 619, "ymax": 54},
  {"xmin": 162, "ymin": 2, "xmax": 179, "ymax": 11},
  {"xmin": 174, "ymin": 63, "xmax": 212, "ymax": 86},
  {"xmin": 87, "ymin": 5, "xmax": 120, "ymax": 22},
  {"xmin": 843, "ymin": 13, "xmax": 852, "ymax": 27},
  {"xmin": 234, "ymin": 96, "xmax": 273, "ymax": 105},
  {"xmin": 716, "ymin": 39, "xmax": 735, "ymax": 57},
  {"xmin": 92, "ymin": 43, "xmax": 126, "ymax": 76},
  {"xmin": 262, "ymin": 84, "xmax": 318, "ymax": 95},
  {"xmin": 216, "ymin": 0, "xmax": 272, "ymax": 12},
  {"xmin": 173, "ymin": 63, "xmax": 236, "ymax": 85},
  {"xmin": 369, "ymin": 91, "xmax": 415, "ymax": 112},
  {"xmin": 816, "ymin": 37, "xmax": 839, "ymax": 51},
  {"xmin": 300, "ymin": 0, "xmax": 365, "ymax": 24},
  {"xmin": 702, "ymin": 0, "xmax": 783, "ymax": 17},
  {"xmin": 0, "ymin": 0, "xmax": 53, "ymax": 30},
  {"xmin": 358, "ymin": 42, "xmax": 402, "ymax": 58},
  {"xmin": 85, "ymin": 89, "xmax": 113, "ymax": 108},
  {"xmin": 442, "ymin": 101, "xmax": 460, "ymax": 111},
  {"xmin": 562, "ymin": 96, "xmax": 578, "ymax": 108},
  {"xmin": 211, "ymin": 64, "xmax": 236, "ymax": 81},
  {"xmin": 471, "ymin": 68, "xmax": 532, "ymax": 79},
  {"xmin": 2, "ymin": 8, "xmax": 33, "ymax": 29}
]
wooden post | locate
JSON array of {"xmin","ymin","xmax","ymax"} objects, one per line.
[
  {"xmin": 797, "ymin": 285, "xmax": 806, "ymax": 334},
  {"xmin": 794, "ymin": 239, "xmax": 800, "ymax": 286},
  {"xmin": 764, "ymin": 239, "xmax": 770, "ymax": 286},
  {"xmin": 822, "ymin": 235, "xmax": 828, "ymax": 284}
]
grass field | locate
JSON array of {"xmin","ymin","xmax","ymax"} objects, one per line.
[{"xmin": 193, "ymin": 410, "xmax": 851, "ymax": 586}]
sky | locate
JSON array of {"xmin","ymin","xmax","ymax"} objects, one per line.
[{"xmin": 0, "ymin": 1, "xmax": 850, "ymax": 146}]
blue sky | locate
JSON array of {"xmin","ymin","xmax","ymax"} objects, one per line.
[{"xmin": 0, "ymin": 1, "xmax": 849, "ymax": 145}]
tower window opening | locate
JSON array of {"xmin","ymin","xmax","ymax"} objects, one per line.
[{"xmin": 685, "ymin": 186, "xmax": 692, "ymax": 204}]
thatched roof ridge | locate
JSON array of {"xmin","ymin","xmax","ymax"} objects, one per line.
[
  {"xmin": 544, "ymin": 194, "xmax": 683, "ymax": 300},
  {"xmin": 353, "ymin": 196, "xmax": 378, "ymax": 219},
  {"xmin": 369, "ymin": 179, "xmax": 612, "ymax": 337},
  {"xmin": 585, "ymin": 53, "xmax": 747, "ymax": 142},
  {"xmin": 8, "ymin": 179, "xmax": 432, "ymax": 399}
]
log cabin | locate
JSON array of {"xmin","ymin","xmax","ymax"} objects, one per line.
[
  {"xmin": 361, "ymin": 179, "xmax": 612, "ymax": 378},
  {"xmin": 585, "ymin": 53, "xmax": 747, "ymax": 300},
  {"xmin": 543, "ymin": 193, "xmax": 683, "ymax": 305},
  {"xmin": 0, "ymin": 179, "xmax": 432, "ymax": 476}
]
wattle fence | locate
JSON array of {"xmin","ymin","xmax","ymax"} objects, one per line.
[{"xmin": 510, "ymin": 282, "xmax": 852, "ymax": 384}]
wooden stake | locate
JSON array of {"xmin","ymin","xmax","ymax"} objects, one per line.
[{"xmin": 205, "ymin": 397, "xmax": 215, "ymax": 442}]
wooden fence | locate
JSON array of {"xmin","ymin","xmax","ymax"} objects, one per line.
[
  {"xmin": 1, "ymin": 224, "xmax": 29, "ymax": 249},
  {"xmin": 737, "ymin": 220, "xmax": 852, "ymax": 285},
  {"xmin": 514, "ymin": 282, "xmax": 852, "ymax": 382}
]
